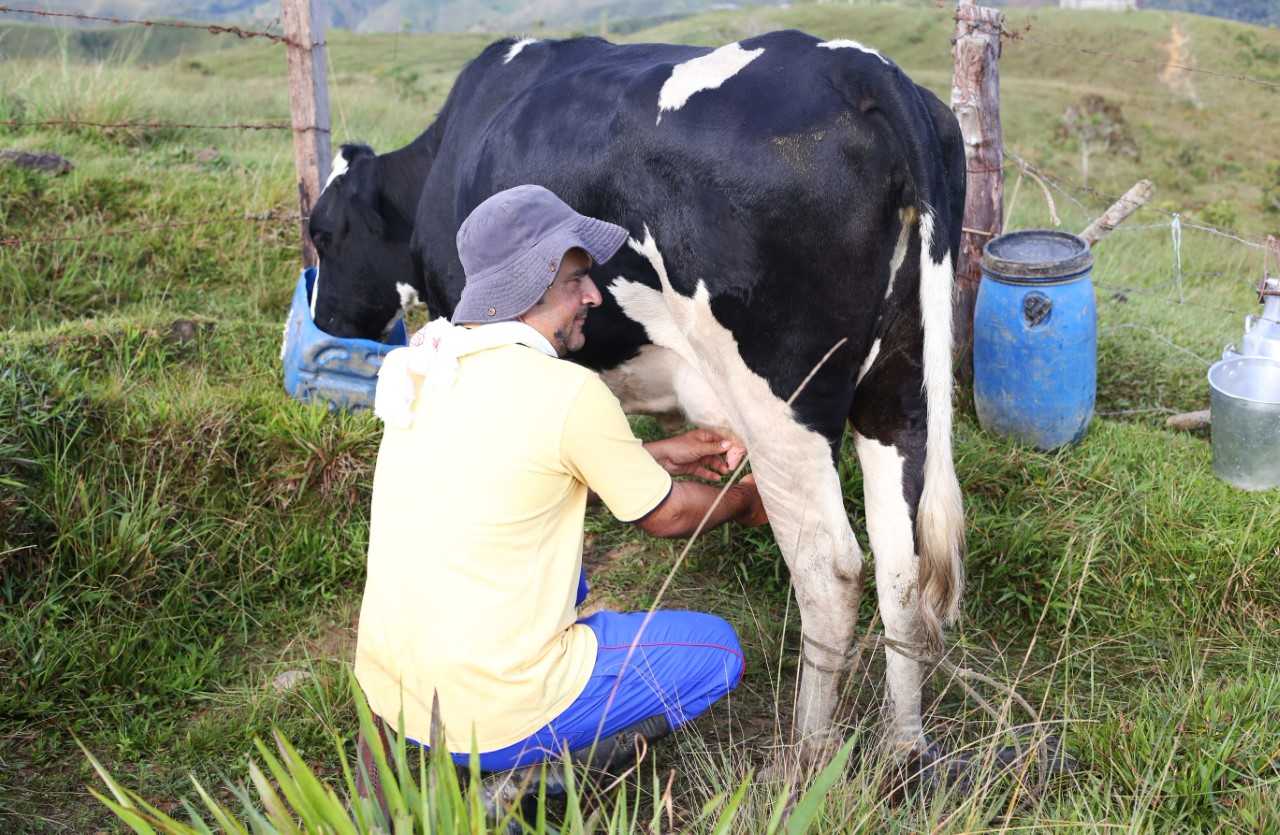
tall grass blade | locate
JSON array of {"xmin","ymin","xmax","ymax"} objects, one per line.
[{"xmin": 783, "ymin": 736, "xmax": 856, "ymax": 835}]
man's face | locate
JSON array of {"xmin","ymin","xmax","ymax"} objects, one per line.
[{"xmin": 520, "ymin": 248, "xmax": 602, "ymax": 356}]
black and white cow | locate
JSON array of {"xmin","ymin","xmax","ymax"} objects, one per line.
[{"xmin": 310, "ymin": 30, "xmax": 967, "ymax": 761}]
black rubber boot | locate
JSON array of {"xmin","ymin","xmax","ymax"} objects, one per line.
[{"xmin": 479, "ymin": 715, "xmax": 673, "ymax": 828}]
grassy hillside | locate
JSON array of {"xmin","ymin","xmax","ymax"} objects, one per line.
[{"xmin": 2, "ymin": 3, "xmax": 1279, "ymax": 832}]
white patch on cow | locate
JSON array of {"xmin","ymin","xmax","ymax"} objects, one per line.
[
  {"xmin": 884, "ymin": 211, "xmax": 912, "ymax": 301},
  {"xmin": 311, "ymin": 149, "xmax": 349, "ymax": 321},
  {"xmin": 504, "ymin": 38, "xmax": 538, "ymax": 63},
  {"xmin": 818, "ymin": 38, "xmax": 891, "ymax": 65},
  {"xmin": 917, "ymin": 210, "xmax": 965, "ymax": 628},
  {"xmin": 612, "ymin": 227, "xmax": 862, "ymax": 747},
  {"xmin": 856, "ymin": 338, "xmax": 881, "ymax": 385},
  {"xmin": 310, "ymin": 267, "xmax": 321, "ymax": 320},
  {"xmin": 395, "ymin": 282, "xmax": 420, "ymax": 310},
  {"xmin": 323, "ymin": 149, "xmax": 349, "ymax": 192},
  {"xmin": 853, "ymin": 432, "xmax": 926, "ymax": 752},
  {"xmin": 656, "ymin": 42, "xmax": 764, "ymax": 125}
]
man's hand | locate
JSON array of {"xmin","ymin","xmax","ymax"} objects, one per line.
[{"xmin": 645, "ymin": 428, "xmax": 746, "ymax": 481}]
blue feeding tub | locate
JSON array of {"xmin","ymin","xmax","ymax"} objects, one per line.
[
  {"xmin": 974, "ymin": 230, "xmax": 1096, "ymax": 451},
  {"xmin": 281, "ymin": 267, "xmax": 407, "ymax": 411}
]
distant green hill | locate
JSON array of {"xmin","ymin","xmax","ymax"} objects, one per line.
[{"xmin": 1143, "ymin": 0, "xmax": 1279, "ymax": 28}]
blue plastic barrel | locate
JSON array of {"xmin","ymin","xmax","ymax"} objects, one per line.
[
  {"xmin": 281, "ymin": 267, "xmax": 407, "ymax": 411},
  {"xmin": 974, "ymin": 230, "xmax": 1096, "ymax": 450}
]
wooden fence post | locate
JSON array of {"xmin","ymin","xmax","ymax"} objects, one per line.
[
  {"xmin": 282, "ymin": 0, "xmax": 331, "ymax": 268},
  {"xmin": 950, "ymin": 0, "xmax": 1005, "ymax": 381}
]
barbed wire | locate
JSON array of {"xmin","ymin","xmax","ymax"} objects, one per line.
[
  {"xmin": 0, "ymin": 5, "xmax": 302, "ymax": 48},
  {"xmin": 0, "ymin": 211, "xmax": 303, "ymax": 248},
  {"xmin": 1000, "ymin": 150, "xmax": 1272, "ymax": 320},
  {"xmin": 0, "ymin": 118, "xmax": 296, "ymax": 132},
  {"xmin": 1014, "ymin": 31, "xmax": 1280, "ymax": 94},
  {"xmin": 1003, "ymin": 149, "xmax": 1269, "ymax": 252},
  {"xmin": 1094, "ymin": 279, "xmax": 1248, "ymax": 317},
  {"xmin": 1101, "ymin": 323, "xmax": 1215, "ymax": 367}
]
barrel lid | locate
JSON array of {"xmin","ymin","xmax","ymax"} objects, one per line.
[{"xmin": 982, "ymin": 230, "xmax": 1093, "ymax": 283}]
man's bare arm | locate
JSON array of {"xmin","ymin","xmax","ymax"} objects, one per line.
[{"xmin": 634, "ymin": 474, "xmax": 768, "ymax": 539}]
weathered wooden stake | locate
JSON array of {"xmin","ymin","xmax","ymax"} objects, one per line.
[
  {"xmin": 283, "ymin": 0, "xmax": 331, "ymax": 268},
  {"xmin": 950, "ymin": 0, "xmax": 1005, "ymax": 381}
]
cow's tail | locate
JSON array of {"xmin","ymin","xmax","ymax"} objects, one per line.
[
  {"xmin": 914, "ymin": 205, "xmax": 965, "ymax": 653},
  {"xmin": 877, "ymin": 72, "xmax": 966, "ymax": 653}
]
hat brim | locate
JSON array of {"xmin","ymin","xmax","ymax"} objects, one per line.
[{"xmin": 452, "ymin": 215, "xmax": 630, "ymax": 324}]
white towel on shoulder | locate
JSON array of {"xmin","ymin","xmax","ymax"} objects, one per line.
[{"xmin": 374, "ymin": 319, "xmax": 556, "ymax": 429}]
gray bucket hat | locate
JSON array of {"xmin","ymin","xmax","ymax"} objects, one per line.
[{"xmin": 452, "ymin": 185, "xmax": 629, "ymax": 324}]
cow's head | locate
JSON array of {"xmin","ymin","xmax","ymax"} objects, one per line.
[{"xmin": 309, "ymin": 144, "xmax": 418, "ymax": 340}]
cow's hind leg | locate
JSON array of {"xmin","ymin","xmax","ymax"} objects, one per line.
[
  {"xmin": 852, "ymin": 429, "xmax": 928, "ymax": 756},
  {"xmin": 851, "ymin": 345, "xmax": 935, "ymax": 759}
]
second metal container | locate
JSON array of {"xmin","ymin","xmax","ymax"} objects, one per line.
[
  {"xmin": 975, "ymin": 230, "xmax": 1097, "ymax": 451},
  {"xmin": 1208, "ymin": 356, "xmax": 1280, "ymax": 491}
]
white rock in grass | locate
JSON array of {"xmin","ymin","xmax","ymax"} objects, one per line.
[{"xmin": 270, "ymin": 669, "xmax": 312, "ymax": 693}]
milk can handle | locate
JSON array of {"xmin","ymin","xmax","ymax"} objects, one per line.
[{"xmin": 1244, "ymin": 314, "xmax": 1257, "ymax": 334}]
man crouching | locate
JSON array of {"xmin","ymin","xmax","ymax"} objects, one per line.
[{"xmin": 354, "ymin": 185, "xmax": 768, "ymax": 818}]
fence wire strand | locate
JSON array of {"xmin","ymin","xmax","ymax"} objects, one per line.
[
  {"xmin": 1004, "ymin": 150, "xmax": 1269, "ymax": 253},
  {"xmin": 1001, "ymin": 151, "xmax": 1271, "ymax": 320},
  {"xmin": 0, "ymin": 4, "xmax": 301, "ymax": 48}
]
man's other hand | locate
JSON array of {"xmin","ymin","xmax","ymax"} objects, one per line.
[
  {"xmin": 645, "ymin": 428, "xmax": 744, "ymax": 481},
  {"xmin": 634, "ymin": 469, "xmax": 770, "ymax": 538},
  {"xmin": 733, "ymin": 474, "xmax": 770, "ymax": 527}
]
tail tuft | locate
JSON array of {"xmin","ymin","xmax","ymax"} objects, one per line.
[{"xmin": 915, "ymin": 209, "xmax": 965, "ymax": 653}]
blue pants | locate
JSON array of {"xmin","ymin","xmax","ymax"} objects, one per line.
[{"xmin": 423, "ymin": 605, "xmax": 744, "ymax": 771}]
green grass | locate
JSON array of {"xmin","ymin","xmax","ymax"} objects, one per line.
[{"xmin": 2, "ymin": 2, "xmax": 1280, "ymax": 832}]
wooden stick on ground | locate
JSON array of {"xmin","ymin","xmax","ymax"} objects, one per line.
[
  {"xmin": 1079, "ymin": 179, "xmax": 1154, "ymax": 247},
  {"xmin": 1166, "ymin": 409, "xmax": 1211, "ymax": 431}
]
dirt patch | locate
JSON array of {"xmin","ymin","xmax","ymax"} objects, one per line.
[
  {"xmin": 583, "ymin": 538, "xmax": 645, "ymax": 574},
  {"xmin": 1160, "ymin": 22, "xmax": 1201, "ymax": 106}
]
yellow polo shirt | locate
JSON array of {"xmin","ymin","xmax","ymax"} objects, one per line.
[{"xmin": 354, "ymin": 343, "xmax": 672, "ymax": 752}]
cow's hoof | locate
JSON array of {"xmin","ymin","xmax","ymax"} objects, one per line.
[
  {"xmin": 974, "ymin": 733, "xmax": 1080, "ymax": 786},
  {"xmin": 884, "ymin": 735, "xmax": 1079, "ymax": 802},
  {"xmin": 910, "ymin": 741, "xmax": 976, "ymax": 796},
  {"xmin": 880, "ymin": 739, "xmax": 977, "ymax": 802}
]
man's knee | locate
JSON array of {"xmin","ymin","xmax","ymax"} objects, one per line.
[{"xmin": 679, "ymin": 612, "xmax": 744, "ymax": 692}]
